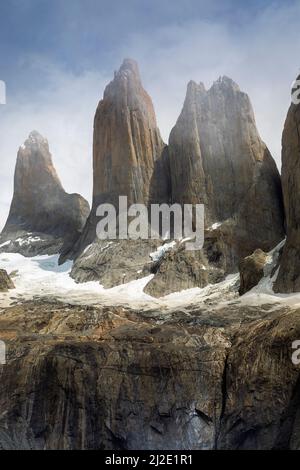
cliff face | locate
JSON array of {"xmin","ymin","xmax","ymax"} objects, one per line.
[
  {"xmin": 1, "ymin": 131, "xmax": 90, "ymax": 256},
  {"xmin": 168, "ymin": 77, "xmax": 284, "ymax": 261},
  {"xmin": 72, "ymin": 59, "xmax": 168, "ymax": 255},
  {"xmin": 0, "ymin": 300, "xmax": 299, "ymax": 450},
  {"xmin": 93, "ymin": 58, "xmax": 166, "ymax": 209},
  {"xmin": 274, "ymin": 100, "xmax": 300, "ymax": 292}
]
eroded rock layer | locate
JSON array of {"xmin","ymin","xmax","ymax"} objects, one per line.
[{"xmin": 0, "ymin": 300, "xmax": 299, "ymax": 449}]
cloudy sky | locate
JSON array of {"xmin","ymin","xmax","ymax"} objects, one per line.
[{"xmin": 0, "ymin": 0, "xmax": 299, "ymax": 230}]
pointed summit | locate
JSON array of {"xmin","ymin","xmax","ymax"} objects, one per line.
[
  {"xmin": 72, "ymin": 59, "xmax": 167, "ymax": 255},
  {"xmin": 212, "ymin": 76, "xmax": 240, "ymax": 92},
  {"xmin": 26, "ymin": 130, "xmax": 49, "ymax": 145},
  {"xmin": 1, "ymin": 131, "xmax": 90, "ymax": 256},
  {"xmin": 15, "ymin": 131, "xmax": 63, "ymax": 195},
  {"xmin": 119, "ymin": 58, "xmax": 140, "ymax": 76},
  {"xmin": 169, "ymin": 76, "xmax": 284, "ymax": 266}
]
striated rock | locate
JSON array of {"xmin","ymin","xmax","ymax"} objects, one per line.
[
  {"xmin": 71, "ymin": 236, "xmax": 226, "ymax": 298},
  {"xmin": 274, "ymin": 97, "xmax": 300, "ymax": 292},
  {"xmin": 145, "ymin": 242, "xmax": 210, "ymax": 298},
  {"xmin": 0, "ymin": 301, "xmax": 230, "ymax": 450},
  {"xmin": 71, "ymin": 239, "xmax": 160, "ymax": 288},
  {"xmin": 0, "ymin": 300, "xmax": 299, "ymax": 449},
  {"xmin": 93, "ymin": 58, "xmax": 165, "ymax": 208},
  {"xmin": 0, "ymin": 269, "xmax": 14, "ymax": 292},
  {"xmin": 218, "ymin": 310, "xmax": 300, "ymax": 449},
  {"xmin": 1, "ymin": 131, "xmax": 90, "ymax": 257},
  {"xmin": 73, "ymin": 59, "xmax": 168, "ymax": 258},
  {"xmin": 239, "ymin": 249, "xmax": 267, "ymax": 295},
  {"xmin": 168, "ymin": 77, "xmax": 284, "ymax": 265}
]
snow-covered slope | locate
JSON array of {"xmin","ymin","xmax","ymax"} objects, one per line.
[{"xmin": 1, "ymin": 240, "xmax": 300, "ymax": 311}]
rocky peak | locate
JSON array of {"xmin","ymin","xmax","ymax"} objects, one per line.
[
  {"xmin": 102, "ymin": 58, "xmax": 155, "ymax": 125},
  {"xmin": 23, "ymin": 130, "xmax": 49, "ymax": 148},
  {"xmin": 15, "ymin": 131, "xmax": 62, "ymax": 197},
  {"xmin": 1, "ymin": 131, "xmax": 90, "ymax": 254},
  {"xmin": 211, "ymin": 75, "xmax": 241, "ymax": 92},
  {"xmin": 114, "ymin": 58, "xmax": 140, "ymax": 81},
  {"xmin": 168, "ymin": 75, "xmax": 284, "ymax": 265},
  {"xmin": 92, "ymin": 58, "xmax": 165, "ymax": 208},
  {"xmin": 182, "ymin": 81, "xmax": 206, "ymax": 112},
  {"xmin": 72, "ymin": 59, "xmax": 168, "ymax": 256}
]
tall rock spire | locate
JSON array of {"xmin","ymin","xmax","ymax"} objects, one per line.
[
  {"xmin": 168, "ymin": 76, "xmax": 284, "ymax": 263},
  {"xmin": 1, "ymin": 131, "xmax": 90, "ymax": 254},
  {"xmin": 72, "ymin": 59, "xmax": 168, "ymax": 255},
  {"xmin": 92, "ymin": 58, "xmax": 166, "ymax": 209}
]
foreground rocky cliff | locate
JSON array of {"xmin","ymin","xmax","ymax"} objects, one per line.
[
  {"xmin": 1, "ymin": 131, "xmax": 90, "ymax": 257},
  {"xmin": 0, "ymin": 299, "xmax": 299, "ymax": 450}
]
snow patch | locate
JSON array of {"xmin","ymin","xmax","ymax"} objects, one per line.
[
  {"xmin": 208, "ymin": 222, "xmax": 222, "ymax": 231},
  {"xmin": 0, "ymin": 253, "xmax": 159, "ymax": 310},
  {"xmin": 150, "ymin": 241, "xmax": 177, "ymax": 262},
  {"xmin": 15, "ymin": 236, "xmax": 42, "ymax": 246},
  {"xmin": 1, "ymin": 238, "xmax": 300, "ymax": 313},
  {"xmin": 0, "ymin": 240, "xmax": 11, "ymax": 248}
]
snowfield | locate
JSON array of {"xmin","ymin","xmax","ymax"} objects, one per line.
[
  {"xmin": 0, "ymin": 253, "xmax": 157, "ymax": 310},
  {"xmin": 1, "ymin": 240, "xmax": 300, "ymax": 311}
]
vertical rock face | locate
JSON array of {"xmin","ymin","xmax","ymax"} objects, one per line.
[
  {"xmin": 169, "ymin": 77, "xmax": 284, "ymax": 262},
  {"xmin": 93, "ymin": 58, "xmax": 166, "ymax": 209},
  {"xmin": 71, "ymin": 67, "xmax": 284, "ymax": 290},
  {"xmin": 73, "ymin": 59, "xmax": 168, "ymax": 253},
  {"xmin": 1, "ymin": 131, "xmax": 90, "ymax": 253},
  {"xmin": 275, "ymin": 99, "xmax": 300, "ymax": 292}
]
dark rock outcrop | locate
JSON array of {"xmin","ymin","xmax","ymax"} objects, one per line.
[
  {"xmin": 0, "ymin": 299, "xmax": 300, "ymax": 449},
  {"xmin": 168, "ymin": 77, "xmax": 284, "ymax": 265},
  {"xmin": 274, "ymin": 97, "xmax": 300, "ymax": 292},
  {"xmin": 0, "ymin": 269, "xmax": 14, "ymax": 292},
  {"xmin": 145, "ymin": 242, "xmax": 209, "ymax": 298},
  {"xmin": 218, "ymin": 310, "xmax": 300, "ymax": 449},
  {"xmin": 1, "ymin": 131, "xmax": 90, "ymax": 256},
  {"xmin": 239, "ymin": 249, "xmax": 267, "ymax": 295}
]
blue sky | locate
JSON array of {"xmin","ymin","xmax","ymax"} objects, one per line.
[{"xmin": 0, "ymin": 0, "xmax": 299, "ymax": 228}]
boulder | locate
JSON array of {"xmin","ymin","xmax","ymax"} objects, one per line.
[
  {"xmin": 239, "ymin": 249, "xmax": 268, "ymax": 295},
  {"xmin": 0, "ymin": 269, "xmax": 14, "ymax": 292}
]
